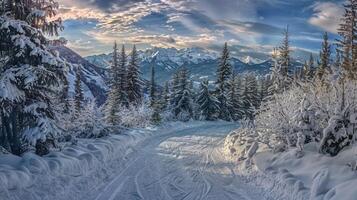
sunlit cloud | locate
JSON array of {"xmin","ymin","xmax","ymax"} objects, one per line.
[
  {"xmin": 57, "ymin": 0, "xmax": 345, "ymax": 56},
  {"xmin": 308, "ymin": 2, "xmax": 344, "ymax": 34}
]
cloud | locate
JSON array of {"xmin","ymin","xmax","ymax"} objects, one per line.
[{"xmin": 308, "ymin": 2, "xmax": 344, "ymax": 34}]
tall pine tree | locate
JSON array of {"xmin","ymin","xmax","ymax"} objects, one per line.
[
  {"xmin": 216, "ymin": 42, "xmax": 233, "ymax": 121},
  {"xmin": 196, "ymin": 80, "xmax": 219, "ymax": 121},
  {"xmin": 74, "ymin": 65, "xmax": 84, "ymax": 117},
  {"xmin": 0, "ymin": 4, "xmax": 67, "ymax": 154},
  {"xmin": 172, "ymin": 67, "xmax": 193, "ymax": 121},
  {"xmin": 105, "ymin": 42, "xmax": 121, "ymax": 125},
  {"xmin": 127, "ymin": 45, "xmax": 143, "ymax": 105},
  {"xmin": 337, "ymin": 0, "xmax": 357, "ymax": 79},
  {"xmin": 118, "ymin": 45, "xmax": 129, "ymax": 106},
  {"xmin": 317, "ymin": 32, "xmax": 331, "ymax": 80}
]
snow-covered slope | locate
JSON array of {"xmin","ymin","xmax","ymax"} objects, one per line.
[{"xmin": 50, "ymin": 46, "xmax": 109, "ymax": 105}]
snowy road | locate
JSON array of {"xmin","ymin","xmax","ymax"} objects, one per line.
[{"xmin": 93, "ymin": 122, "xmax": 268, "ymax": 200}]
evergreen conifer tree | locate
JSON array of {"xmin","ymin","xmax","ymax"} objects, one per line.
[
  {"xmin": 337, "ymin": 0, "xmax": 357, "ymax": 79},
  {"xmin": 216, "ymin": 42, "xmax": 233, "ymax": 121},
  {"xmin": 150, "ymin": 64, "xmax": 156, "ymax": 108},
  {"xmin": 173, "ymin": 67, "xmax": 193, "ymax": 121},
  {"xmin": 105, "ymin": 42, "xmax": 121, "ymax": 125},
  {"xmin": 317, "ymin": 32, "xmax": 331, "ymax": 80},
  {"xmin": 74, "ymin": 65, "xmax": 84, "ymax": 117},
  {"xmin": 0, "ymin": 14, "xmax": 67, "ymax": 154},
  {"xmin": 196, "ymin": 80, "xmax": 219, "ymax": 121},
  {"xmin": 118, "ymin": 45, "xmax": 129, "ymax": 106},
  {"xmin": 127, "ymin": 45, "xmax": 143, "ymax": 105}
]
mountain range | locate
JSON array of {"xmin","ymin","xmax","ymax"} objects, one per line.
[
  {"xmin": 53, "ymin": 45, "xmax": 304, "ymax": 105},
  {"xmin": 85, "ymin": 47, "xmax": 304, "ymax": 84}
]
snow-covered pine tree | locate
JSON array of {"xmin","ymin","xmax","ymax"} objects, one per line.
[
  {"xmin": 196, "ymin": 80, "xmax": 219, "ymax": 121},
  {"xmin": 242, "ymin": 73, "xmax": 259, "ymax": 119},
  {"xmin": 161, "ymin": 81, "xmax": 170, "ymax": 110},
  {"xmin": 118, "ymin": 45, "xmax": 129, "ymax": 107},
  {"xmin": 257, "ymin": 76, "xmax": 269, "ymax": 108},
  {"xmin": 227, "ymin": 73, "xmax": 244, "ymax": 120},
  {"xmin": 216, "ymin": 42, "xmax": 233, "ymax": 121},
  {"xmin": 173, "ymin": 67, "xmax": 193, "ymax": 121},
  {"xmin": 337, "ymin": 0, "xmax": 357, "ymax": 79},
  {"xmin": 149, "ymin": 63, "xmax": 156, "ymax": 108},
  {"xmin": 279, "ymin": 26, "xmax": 292, "ymax": 78},
  {"xmin": 105, "ymin": 42, "xmax": 121, "ymax": 125},
  {"xmin": 2, "ymin": 0, "xmax": 63, "ymax": 36},
  {"xmin": 74, "ymin": 65, "xmax": 83, "ymax": 117},
  {"xmin": 127, "ymin": 45, "xmax": 143, "ymax": 105},
  {"xmin": 306, "ymin": 53, "xmax": 316, "ymax": 80},
  {"xmin": 60, "ymin": 73, "xmax": 70, "ymax": 114},
  {"xmin": 317, "ymin": 32, "xmax": 331, "ymax": 81},
  {"xmin": 0, "ymin": 16, "xmax": 67, "ymax": 155}
]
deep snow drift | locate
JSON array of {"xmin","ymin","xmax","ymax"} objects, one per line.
[
  {"xmin": 0, "ymin": 121, "xmax": 276, "ymax": 200},
  {"xmin": 224, "ymin": 129, "xmax": 357, "ymax": 200}
]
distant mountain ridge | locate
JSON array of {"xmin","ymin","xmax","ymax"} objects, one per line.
[
  {"xmin": 85, "ymin": 47, "xmax": 303, "ymax": 84},
  {"xmin": 52, "ymin": 46, "xmax": 303, "ymax": 105}
]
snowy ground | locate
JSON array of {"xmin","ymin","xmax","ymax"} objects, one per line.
[
  {"xmin": 224, "ymin": 129, "xmax": 357, "ymax": 200},
  {"xmin": 0, "ymin": 121, "xmax": 275, "ymax": 200}
]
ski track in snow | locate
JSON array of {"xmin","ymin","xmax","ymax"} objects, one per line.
[{"xmin": 92, "ymin": 122, "xmax": 268, "ymax": 200}]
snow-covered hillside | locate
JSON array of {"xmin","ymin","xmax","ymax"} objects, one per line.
[{"xmin": 51, "ymin": 46, "xmax": 109, "ymax": 105}]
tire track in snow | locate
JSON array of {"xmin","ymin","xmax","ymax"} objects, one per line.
[{"xmin": 93, "ymin": 122, "xmax": 269, "ymax": 200}]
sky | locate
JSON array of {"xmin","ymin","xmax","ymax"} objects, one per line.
[{"xmin": 57, "ymin": 0, "xmax": 345, "ymax": 56}]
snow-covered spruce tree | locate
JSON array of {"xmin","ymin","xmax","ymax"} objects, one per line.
[
  {"xmin": 242, "ymin": 73, "xmax": 259, "ymax": 119},
  {"xmin": 196, "ymin": 79, "xmax": 219, "ymax": 121},
  {"xmin": 118, "ymin": 45, "xmax": 129, "ymax": 106},
  {"xmin": 105, "ymin": 42, "xmax": 121, "ymax": 125},
  {"xmin": 161, "ymin": 81, "xmax": 170, "ymax": 110},
  {"xmin": 0, "ymin": 16, "xmax": 67, "ymax": 155},
  {"xmin": 1, "ymin": 0, "xmax": 63, "ymax": 36},
  {"xmin": 74, "ymin": 65, "xmax": 84, "ymax": 117},
  {"xmin": 172, "ymin": 67, "xmax": 193, "ymax": 121},
  {"xmin": 337, "ymin": 0, "xmax": 357, "ymax": 79},
  {"xmin": 216, "ymin": 42, "xmax": 233, "ymax": 121},
  {"xmin": 149, "ymin": 63, "xmax": 156, "ymax": 108},
  {"xmin": 228, "ymin": 73, "xmax": 244, "ymax": 120},
  {"xmin": 317, "ymin": 32, "xmax": 331, "ymax": 81},
  {"xmin": 271, "ymin": 27, "xmax": 293, "ymax": 94},
  {"xmin": 127, "ymin": 45, "xmax": 143, "ymax": 105},
  {"xmin": 307, "ymin": 53, "xmax": 316, "ymax": 80}
]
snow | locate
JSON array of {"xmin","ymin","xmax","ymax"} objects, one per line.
[
  {"xmin": 225, "ymin": 128, "xmax": 357, "ymax": 200},
  {"xmin": 0, "ymin": 121, "xmax": 280, "ymax": 200}
]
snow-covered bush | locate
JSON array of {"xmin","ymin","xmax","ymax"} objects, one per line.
[
  {"xmin": 255, "ymin": 86, "xmax": 304, "ymax": 148},
  {"xmin": 76, "ymin": 101, "xmax": 109, "ymax": 138},
  {"xmin": 255, "ymin": 76, "xmax": 357, "ymax": 156},
  {"xmin": 117, "ymin": 104, "xmax": 153, "ymax": 128},
  {"xmin": 293, "ymin": 96, "xmax": 321, "ymax": 144}
]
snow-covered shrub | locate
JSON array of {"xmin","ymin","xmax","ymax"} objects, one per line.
[
  {"xmin": 293, "ymin": 96, "xmax": 321, "ymax": 144},
  {"xmin": 117, "ymin": 104, "xmax": 153, "ymax": 128},
  {"xmin": 319, "ymin": 105, "xmax": 354, "ymax": 156},
  {"xmin": 255, "ymin": 86, "xmax": 304, "ymax": 148},
  {"xmin": 76, "ymin": 101, "xmax": 109, "ymax": 138},
  {"xmin": 58, "ymin": 100, "xmax": 109, "ymax": 139},
  {"xmin": 255, "ymin": 76, "xmax": 357, "ymax": 156}
]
